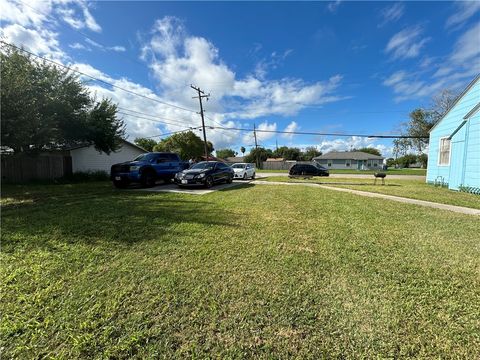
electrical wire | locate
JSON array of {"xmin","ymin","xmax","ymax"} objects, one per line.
[
  {"xmin": 205, "ymin": 125, "xmax": 428, "ymax": 139},
  {"xmin": 0, "ymin": 41, "xmax": 198, "ymax": 114},
  {"xmin": 15, "ymin": 0, "xmax": 190, "ymax": 89}
]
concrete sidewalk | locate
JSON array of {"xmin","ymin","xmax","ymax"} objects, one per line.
[
  {"xmin": 252, "ymin": 180, "xmax": 480, "ymax": 216},
  {"xmin": 256, "ymin": 172, "xmax": 426, "ymax": 180}
]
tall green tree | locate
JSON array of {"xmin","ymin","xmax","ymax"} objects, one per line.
[
  {"xmin": 396, "ymin": 154, "xmax": 418, "ymax": 168},
  {"xmin": 245, "ymin": 147, "xmax": 273, "ymax": 167},
  {"xmin": 395, "ymin": 89, "xmax": 458, "ymax": 154},
  {"xmin": 240, "ymin": 146, "xmax": 246, "ymax": 156},
  {"xmin": 353, "ymin": 147, "xmax": 382, "ymax": 156},
  {"xmin": 134, "ymin": 138, "xmax": 157, "ymax": 152},
  {"xmin": 301, "ymin": 146, "xmax": 322, "ymax": 161},
  {"xmin": 216, "ymin": 148, "xmax": 237, "ymax": 159},
  {"xmin": 1, "ymin": 48, "xmax": 124, "ymax": 154},
  {"xmin": 153, "ymin": 131, "xmax": 213, "ymax": 160},
  {"xmin": 273, "ymin": 146, "xmax": 302, "ymax": 160}
]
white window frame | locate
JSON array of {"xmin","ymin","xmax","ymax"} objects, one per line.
[
  {"xmin": 438, "ymin": 137, "xmax": 451, "ymax": 166},
  {"xmin": 345, "ymin": 160, "xmax": 351, "ymax": 167}
]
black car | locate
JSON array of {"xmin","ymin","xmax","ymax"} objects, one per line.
[
  {"xmin": 174, "ymin": 161, "xmax": 234, "ymax": 188},
  {"xmin": 289, "ymin": 163, "xmax": 329, "ymax": 176}
]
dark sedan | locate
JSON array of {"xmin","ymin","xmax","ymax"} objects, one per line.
[
  {"xmin": 174, "ymin": 161, "xmax": 234, "ymax": 188},
  {"xmin": 289, "ymin": 163, "xmax": 329, "ymax": 177}
]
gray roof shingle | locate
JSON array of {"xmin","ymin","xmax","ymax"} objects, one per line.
[{"xmin": 313, "ymin": 151, "xmax": 384, "ymax": 160}]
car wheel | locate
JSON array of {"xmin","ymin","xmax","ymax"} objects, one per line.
[
  {"xmin": 227, "ymin": 175, "xmax": 233, "ymax": 184},
  {"xmin": 113, "ymin": 180, "xmax": 127, "ymax": 189},
  {"xmin": 251, "ymin": 172, "xmax": 255, "ymax": 179},
  {"xmin": 141, "ymin": 170, "xmax": 156, "ymax": 188},
  {"xmin": 205, "ymin": 176, "xmax": 214, "ymax": 188},
  {"xmin": 243, "ymin": 172, "xmax": 247, "ymax": 180}
]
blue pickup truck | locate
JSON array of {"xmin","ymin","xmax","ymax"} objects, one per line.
[{"xmin": 110, "ymin": 152, "xmax": 189, "ymax": 188}]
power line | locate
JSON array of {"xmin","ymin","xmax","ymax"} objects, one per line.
[
  {"xmin": 116, "ymin": 111, "xmax": 194, "ymax": 129},
  {"xmin": 206, "ymin": 125, "xmax": 428, "ymax": 139},
  {"xmin": 144, "ymin": 127, "xmax": 202, "ymax": 139},
  {"xmin": 0, "ymin": 41, "xmax": 198, "ymax": 114},
  {"xmin": 117, "ymin": 107, "xmax": 194, "ymax": 126},
  {"xmin": 16, "ymin": 0, "xmax": 190, "ymax": 89}
]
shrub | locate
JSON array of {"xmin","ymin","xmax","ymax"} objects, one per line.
[{"xmin": 64, "ymin": 170, "xmax": 110, "ymax": 182}]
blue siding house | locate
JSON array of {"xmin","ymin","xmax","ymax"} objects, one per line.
[{"xmin": 426, "ymin": 75, "xmax": 480, "ymax": 191}]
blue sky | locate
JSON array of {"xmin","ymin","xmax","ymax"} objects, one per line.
[{"xmin": 1, "ymin": 1, "xmax": 479, "ymax": 156}]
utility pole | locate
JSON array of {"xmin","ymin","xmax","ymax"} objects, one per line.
[
  {"xmin": 191, "ymin": 85, "xmax": 210, "ymax": 160},
  {"xmin": 253, "ymin": 123, "xmax": 259, "ymax": 168}
]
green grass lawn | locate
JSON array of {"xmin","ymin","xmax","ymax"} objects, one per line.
[
  {"xmin": 258, "ymin": 168, "xmax": 427, "ymax": 175},
  {"xmin": 263, "ymin": 176, "xmax": 480, "ymax": 209},
  {"xmin": 2, "ymin": 182, "xmax": 480, "ymax": 358}
]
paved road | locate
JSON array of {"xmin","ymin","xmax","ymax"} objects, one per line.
[
  {"xmin": 252, "ymin": 180, "xmax": 479, "ymax": 216},
  {"xmin": 257, "ymin": 172, "xmax": 426, "ymax": 180}
]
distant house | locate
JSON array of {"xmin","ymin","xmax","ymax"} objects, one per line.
[
  {"xmin": 265, "ymin": 158, "xmax": 285, "ymax": 162},
  {"xmin": 313, "ymin": 151, "xmax": 384, "ymax": 170},
  {"xmin": 68, "ymin": 139, "xmax": 146, "ymax": 173},
  {"xmin": 426, "ymin": 75, "xmax": 480, "ymax": 191},
  {"xmin": 224, "ymin": 156, "xmax": 245, "ymax": 164}
]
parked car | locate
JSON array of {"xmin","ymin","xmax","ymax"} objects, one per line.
[
  {"xmin": 289, "ymin": 163, "xmax": 329, "ymax": 177},
  {"xmin": 110, "ymin": 152, "xmax": 189, "ymax": 188},
  {"xmin": 231, "ymin": 163, "xmax": 256, "ymax": 180},
  {"xmin": 174, "ymin": 161, "xmax": 234, "ymax": 188}
]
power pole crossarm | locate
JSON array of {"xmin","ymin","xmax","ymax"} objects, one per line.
[{"xmin": 191, "ymin": 85, "xmax": 210, "ymax": 160}]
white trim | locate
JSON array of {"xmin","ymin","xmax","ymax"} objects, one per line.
[{"xmin": 437, "ymin": 137, "xmax": 451, "ymax": 166}]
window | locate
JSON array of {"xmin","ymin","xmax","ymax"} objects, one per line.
[
  {"xmin": 327, "ymin": 161, "xmax": 332, "ymax": 167},
  {"xmin": 217, "ymin": 163, "xmax": 229, "ymax": 169},
  {"xmin": 345, "ymin": 160, "xmax": 351, "ymax": 167},
  {"xmin": 439, "ymin": 138, "xmax": 451, "ymax": 165}
]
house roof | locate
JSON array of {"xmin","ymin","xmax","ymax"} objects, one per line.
[
  {"xmin": 224, "ymin": 156, "xmax": 245, "ymax": 162},
  {"xmin": 66, "ymin": 139, "xmax": 147, "ymax": 153},
  {"xmin": 265, "ymin": 158, "xmax": 285, "ymax": 162},
  {"xmin": 313, "ymin": 151, "xmax": 384, "ymax": 160},
  {"xmin": 429, "ymin": 74, "xmax": 480, "ymax": 133}
]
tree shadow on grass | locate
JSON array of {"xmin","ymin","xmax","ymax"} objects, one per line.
[{"xmin": 2, "ymin": 185, "xmax": 238, "ymax": 251}]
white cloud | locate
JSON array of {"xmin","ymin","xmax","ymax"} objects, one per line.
[
  {"xmin": 56, "ymin": 1, "xmax": 101, "ymax": 32},
  {"xmin": 327, "ymin": 1, "xmax": 342, "ymax": 13},
  {"xmin": 448, "ymin": 22, "xmax": 480, "ymax": 67},
  {"xmin": 1, "ymin": 23, "xmax": 64, "ymax": 59},
  {"xmin": 384, "ymin": 22, "xmax": 480, "ymax": 102},
  {"xmin": 378, "ymin": 2, "xmax": 404, "ymax": 28},
  {"xmin": 84, "ymin": 38, "xmax": 126, "ymax": 52},
  {"xmin": 141, "ymin": 16, "xmax": 345, "ymax": 124},
  {"xmin": 446, "ymin": 1, "xmax": 480, "ymax": 30},
  {"xmin": 109, "ymin": 45, "xmax": 126, "ymax": 52},
  {"xmin": 282, "ymin": 121, "xmax": 300, "ymax": 140},
  {"xmin": 385, "ymin": 25, "xmax": 429, "ymax": 60},
  {"xmin": 69, "ymin": 42, "xmax": 90, "ymax": 51}
]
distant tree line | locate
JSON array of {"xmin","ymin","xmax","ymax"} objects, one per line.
[{"xmin": 134, "ymin": 131, "xmax": 213, "ymax": 160}]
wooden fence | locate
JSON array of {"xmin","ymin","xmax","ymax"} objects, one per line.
[{"xmin": 1, "ymin": 155, "xmax": 72, "ymax": 183}]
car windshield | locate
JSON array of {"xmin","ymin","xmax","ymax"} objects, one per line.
[
  {"xmin": 133, "ymin": 153, "xmax": 157, "ymax": 162},
  {"xmin": 231, "ymin": 164, "xmax": 245, "ymax": 169},
  {"xmin": 190, "ymin": 162, "xmax": 215, "ymax": 170}
]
